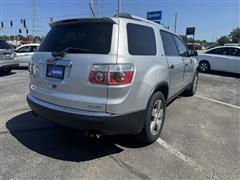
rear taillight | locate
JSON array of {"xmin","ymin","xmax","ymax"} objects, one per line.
[
  {"xmin": 108, "ymin": 64, "xmax": 134, "ymax": 85},
  {"xmin": 29, "ymin": 63, "xmax": 39, "ymax": 76},
  {"xmin": 89, "ymin": 65, "xmax": 109, "ymax": 84},
  {"xmin": 89, "ymin": 64, "xmax": 134, "ymax": 85},
  {"xmin": 13, "ymin": 49, "xmax": 16, "ymax": 58}
]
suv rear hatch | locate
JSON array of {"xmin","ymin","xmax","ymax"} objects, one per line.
[
  {"xmin": 30, "ymin": 18, "xmax": 118, "ymax": 112},
  {"xmin": 0, "ymin": 41, "xmax": 15, "ymax": 62}
]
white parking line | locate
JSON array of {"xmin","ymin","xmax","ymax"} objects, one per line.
[
  {"xmin": 156, "ymin": 138, "xmax": 204, "ymax": 171},
  {"xmin": 195, "ymin": 95, "xmax": 240, "ymax": 109},
  {"xmin": 156, "ymin": 138, "xmax": 220, "ymax": 179}
]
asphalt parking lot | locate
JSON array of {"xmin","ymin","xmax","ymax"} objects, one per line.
[{"xmin": 0, "ymin": 69, "xmax": 239, "ymax": 180}]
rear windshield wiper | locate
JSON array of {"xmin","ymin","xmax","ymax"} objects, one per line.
[{"xmin": 52, "ymin": 47, "xmax": 91, "ymax": 57}]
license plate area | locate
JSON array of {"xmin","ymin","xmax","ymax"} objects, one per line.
[{"xmin": 46, "ymin": 64, "xmax": 65, "ymax": 80}]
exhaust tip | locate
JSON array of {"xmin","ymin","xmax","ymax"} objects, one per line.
[{"xmin": 84, "ymin": 130, "xmax": 103, "ymax": 140}]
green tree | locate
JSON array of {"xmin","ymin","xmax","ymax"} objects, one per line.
[
  {"xmin": 217, "ymin": 36, "xmax": 230, "ymax": 45},
  {"xmin": 229, "ymin": 28, "xmax": 240, "ymax": 43},
  {"xmin": 179, "ymin": 35, "xmax": 188, "ymax": 44},
  {"xmin": 34, "ymin": 36, "xmax": 43, "ymax": 43}
]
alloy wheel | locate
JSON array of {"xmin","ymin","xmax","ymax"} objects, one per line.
[{"xmin": 150, "ymin": 100, "xmax": 164, "ymax": 136}]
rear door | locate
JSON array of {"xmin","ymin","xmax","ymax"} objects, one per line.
[
  {"xmin": 160, "ymin": 30, "xmax": 185, "ymax": 96},
  {"xmin": 31, "ymin": 21, "xmax": 117, "ymax": 112}
]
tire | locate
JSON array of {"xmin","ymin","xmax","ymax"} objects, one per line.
[
  {"xmin": 185, "ymin": 71, "xmax": 198, "ymax": 96},
  {"xmin": 138, "ymin": 92, "xmax": 166, "ymax": 144},
  {"xmin": 199, "ymin": 61, "xmax": 210, "ymax": 72}
]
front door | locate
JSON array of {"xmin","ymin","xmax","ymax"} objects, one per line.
[
  {"xmin": 205, "ymin": 47, "xmax": 228, "ymax": 71},
  {"xmin": 16, "ymin": 46, "xmax": 33, "ymax": 64}
]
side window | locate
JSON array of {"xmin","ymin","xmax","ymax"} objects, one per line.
[
  {"xmin": 31, "ymin": 46, "xmax": 38, "ymax": 52},
  {"xmin": 160, "ymin": 30, "xmax": 178, "ymax": 56},
  {"xmin": 17, "ymin": 46, "xmax": 32, "ymax": 53},
  {"xmin": 236, "ymin": 49, "xmax": 240, "ymax": 56},
  {"xmin": 127, "ymin": 23, "xmax": 156, "ymax": 55},
  {"xmin": 206, "ymin": 49, "xmax": 215, "ymax": 54},
  {"xmin": 229, "ymin": 48, "xmax": 240, "ymax": 56},
  {"xmin": 173, "ymin": 35, "xmax": 189, "ymax": 57},
  {"xmin": 206, "ymin": 48, "xmax": 228, "ymax": 55}
]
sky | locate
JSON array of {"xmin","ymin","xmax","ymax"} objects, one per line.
[{"xmin": 0, "ymin": 0, "xmax": 239, "ymax": 41}]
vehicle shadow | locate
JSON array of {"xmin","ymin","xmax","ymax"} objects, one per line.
[
  {"xmin": 0, "ymin": 71, "xmax": 16, "ymax": 77},
  {"xmin": 6, "ymin": 111, "xmax": 145, "ymax": 162},
  {"xmin": 14, "ymin": 67, "xmax": 28, "ymax": 70},
  {"xmin": 201, "ymin": 70, "xmax": 240, "ymax": 78}
]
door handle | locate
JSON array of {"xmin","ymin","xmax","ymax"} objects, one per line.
[{"xmin": 170, "ymin": 64, "xmax": 175, "ymax": 69}]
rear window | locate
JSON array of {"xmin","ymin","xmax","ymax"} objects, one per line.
[
  {"xmin": 127, "ymin": 23, "xmax": 156, "ymax": 55},
  {"xmin": 38, "ymin": 23, "xmax": 113, "ymax": 54},
  {"xmin": 0, "ymin": 41, "xmax": 12, "ymax": 49}
]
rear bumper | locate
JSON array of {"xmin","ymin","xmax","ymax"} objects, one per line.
[
  {"xmin": 18, "ymin": 62, "xmax": 29, "ymax": 67},
  {"xmin": 27, "ymin": 94, "xmax": 145, "ymax": 135}
]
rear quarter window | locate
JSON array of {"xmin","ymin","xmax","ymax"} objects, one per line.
[
  {"xmin": 127, "ymin": 23, "xmax": 156, "ymax": 56},
  {"xmin": 38, "ymin": 23, "xmax": 113, "ymax": 54}
]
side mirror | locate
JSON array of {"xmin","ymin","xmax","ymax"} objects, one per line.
[{"xmin": 189, "ymin": 50, "xmax": 198, "ymax": 56}]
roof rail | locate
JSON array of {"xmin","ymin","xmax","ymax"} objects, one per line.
[
  {"xmin": 114, "ymin": 12, "xmax": 157, "ymax": 25},
  {"xmin": 114, "ymin": 13, "xmax": 133, "ymax": 19},
  {"xmin": 131, "ymin": 15, "xmax": 156, "ymax": 24}
]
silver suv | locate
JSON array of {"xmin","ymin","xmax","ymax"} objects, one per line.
[
  {"xmin": 0, "ymin": 40, "xmax": 18, "ymax": 74},
  {"xmin": 27, "ymin": 14, "xmax": 199, "ymax": 144}
]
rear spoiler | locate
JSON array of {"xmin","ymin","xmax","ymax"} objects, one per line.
[{"xmin": 50, "ymin": 18, "xmax": 117, "ymax": 28}]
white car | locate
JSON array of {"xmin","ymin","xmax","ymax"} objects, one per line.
[
  {"xmin": 197, "ymin": 46, "xmax": 240, "ymax": 74},
  {"xmin": 16, "ymin": 43, "xmax": 39, "ymax": 67}
]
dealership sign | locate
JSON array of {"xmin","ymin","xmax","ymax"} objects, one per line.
[
  {"xmin": 147, "ymin": 11, "xmax": 162, "ymax": 22},
  {"xmin": 186, "ymin": 27, "xmax": 195, "ymax": 35}
]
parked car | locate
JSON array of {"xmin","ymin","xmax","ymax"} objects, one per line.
[
  {"xmin": 197, "ymin": 46, "xmax": 240, "ymax": 73},
  {"xmin": 187, "ymin": 43, "xmax": 202, "ymax": 50},
  {"xmin": 27, "ymin": 13, "xmax": 199, "ymax": 144},
  {"xmin": 16, "ymin": 43, "xmax": 39, "ymax": 67},
  {"xmin": 224, "ymin": 43, "xmax": 240, "ymax": 47},
  {"xmin": 0, "ymin": 40, "xmax": 18, "ymax": 74},
  {"xmin": 9, "ymin": 44, "xmax": 17, "ymax": 49}
]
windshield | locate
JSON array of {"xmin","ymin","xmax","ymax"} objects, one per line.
[{"xmin": 38, "ymin": 23, "xmax": 113, "ymax": 54}]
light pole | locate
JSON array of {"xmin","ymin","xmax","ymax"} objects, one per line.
[
  {"xmin": 174, "ymin": 13, "xmax": 177, "ymax": 33},
  {"xmin": 118, "ymin": 0, "xmax": 121, "ymax": 15}
]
